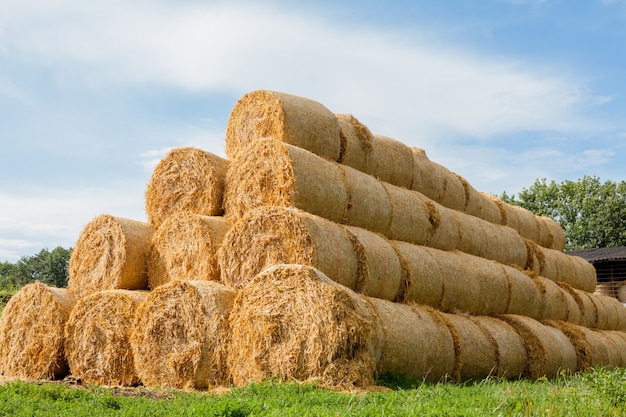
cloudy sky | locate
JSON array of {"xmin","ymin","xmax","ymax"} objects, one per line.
[{"xmin": 1, "ymin": 0, "xmax": 626, "ymax": 261}]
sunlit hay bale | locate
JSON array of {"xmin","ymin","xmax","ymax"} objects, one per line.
[
  {"xmin": 455, "ymin": 176, "xmax": 505, "ymax": 225},
  {"xmin": 64, "ymin": 290, "xmax": 148, "ymax": 386},
  {"xmin": 574, "ymin": 290, "xmax": 599, "ymax": 329},
  {"xmin": 523, "ymin": 240, "xmax": 543, "ymax": 276},
  {"xmin": 382, "ymin": 182, "xmax": 437, "ymax": 246},
  {"xmin": 344, "ymin": 226, "xmax": 404, "ymax": 301},
  {"xmin": 373, "ymin": 302, "xmax": 456, "ymax": 383},
  {"xmin": 503, "ymin": 204, "xmax": 542, "ymax": 245},
  {"xmin": 533, "ymin": 277, "xmax": 569, "ymax": 322},
  {"xmin": 144, "ymin": 148, "xmax": 228, "ymax": 229},
  {"xmin": 455, "ymin": 211, "xmax": 490, "ymax": 259},
  {"xmin": 589, "ymin": 293, "xmax": 626, "ymax": 331},
  {"xmin": 224, "ymin": 139, "xmax": 349, "ymax": 223},
  {"xmin": 410, "ymin": 147, "xmax": 467, "ymax": 212},
  {"xmin": 368, "ymin": 134, "xmax": 414, "ymax": 189},
  {"xmin": 503, "ymin": 266, "xmax": 543, "ymax": 320},
  {"xmin": 335, "ymin": 113, "xmax": 373, "ymax": 171},
  {"xmin": 424, "ymin": 200, "xmax": 462, "ymax": 252},
  {"xmin": 498, "ymin": 315, "xmax": 577, "ymax": 379},
  {"xmin": 0, "ymin": 283, "xmax": 76, "ymax": 380},
  {"xmin": 530, "ymin": 243, "xmax": 597, "ymax": 292},
  {"xmin": 544, "ymin": 320, "xmax": 626, "ymax": 371},
  {"xmin": 147, "ymin": 213, "xmax": 231, "ymax": 290},
  {"xmin": 227, "ymin": 264, "xmax": 383, "ymax": 389},
  {"xmin": 131, "ymin": 280, "xmax": 235, "ymax": 389},
  {"xmin": 445, "ymin": 313, "xmax": 498, "ymax": 381},
  {"xmin": 218, "ymin": 206, "xmax": 358, "ymax": 291},
  {"xmin": 225, "ymin": 90, "xmax": 341, "ymax": 162},
  {"xmin": 68, "ymin": 215, "xmax": 154, "ymax": 298},
  {"xmin": 540, "ymin": 216, "xmax": 566, "ymax": 252},
  {"xmin": 556, "ymin": 282, "xmax": 583, "ymax": 326},
  {"xmin": 480, "ymin": 222, "xmax": 530, "ymax": 270},
  {"xmin": 340, "ymin": 163, "xmax": 392, "ymax": 235},
  {"xmin": 392, "ymin": 241, "xmax": 444, "ymax": 308},
  {"xmin": 469, "ymin": 316, "xmax": 527, "ymax": 379}
]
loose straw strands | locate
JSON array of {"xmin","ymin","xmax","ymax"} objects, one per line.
[
  {"xmin": 0, "ymin": 283, "xmax": 76, "ymax": 380},
  {"xmin": 145, "ymin": 147, "xmax": 228, "ymax": 229},
  {"xmin": 64, "ymin": 290, "xmax": 148, "ymax": 386},
  {"xmin": 147, "ymin": 213, "xmax": 230, "ymax": 289},
  {"xmin": 68, "ymin": 215, "xmax": 154, "ymax": 298}
]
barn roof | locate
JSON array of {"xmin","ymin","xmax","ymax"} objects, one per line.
[{"xmin": 566, "ymin": 246, "xmax": 626, "ymax": 264}]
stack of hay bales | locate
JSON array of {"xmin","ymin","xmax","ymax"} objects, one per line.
[{"xmin": 1, "ymin": 89, "xmax": 625, "ymax": 390}]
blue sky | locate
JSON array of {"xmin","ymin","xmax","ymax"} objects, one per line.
[{"xmin": 1, "ymin": 0, "xmax": 626, "ymax": 261}]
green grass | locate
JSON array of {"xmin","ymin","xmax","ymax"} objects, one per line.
[{"xmin": 0, "ymin": 368, "xmax": 624, "ymax": 416}]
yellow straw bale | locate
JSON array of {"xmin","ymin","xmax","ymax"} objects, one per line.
[
  {"xmin": 225, "ymin": 90, "xmax": 341, "ymax": 161},
  {"xmin": 131, "ymin": 280, "xmax": 235, "ymax": 389},
  {"xmin": 527, "ymin": 242, "xmax": 597, "ymax": 292},
  {"xmin": 336, "ymin": 113, "xmax": 373, "ymax": 171},
  {"xmin": 382, "ymin": 182, "xmax": 436, "ymax": 245},
  {"xmin": 603, "ymin": 331, "xmax": 626, "ymax": 367},
  {"xmin": 445, "ymin": 313, "xmax": 498, "ymax": 381},
  {"xmin": 504, "ymin": 266, "xmax": 543, "ymax": 320},
  {"xmin": 147, "ymin": 213, "xmax": 230, "ymax": 289},
  {"xmin": 594, "ymin": 282, "xmax": 615, "ymax": 298},
  {"xmin": 534, "ymin": 277, "xmax": 569, "ymax": 322},
  {"xmin": 590, "ymin": 293, "xmax": 626, "ymax": 331},
  {"xmin": 574, "ymin": 290, "xmax": 599, "ymax": 329},
  {"xmin": 64, "ymin": 290, "xmax": 148, "ymax": 386},
  {"xmin": 470, "ymin": 316, "xmax": 527, "ymax": 379},
  {"xmin": 0, "ymin": 283, "xmax": 76, "ymax": 380},
  {"xmin": 372, "ymin": 302, "xmax": 456, "ymax": 382},
  {"xmin": 224, "ymin": 139, "xmax": 349, "ymax": 223},
  {"xmin": 392, "ymin": 241, "xmax": 444, "ymax": 308},
  {"xmin": 410, "ymin": 147, "xmax": 467, "ymax": 211},
  {"xmin": 368, "ymin": 134, "xmax": 414, "ymax": 189},
  {"xmin": 227, "ymin": 264, "xmax": 382, "ymax": 388},
  {"xmin": 218, "ymin": 206, "xmax": 358, "ymax": 290},
  {"xmin": 456, "ymin": 176, "xmax": 504, "ymax": 225},
  {"xmin": 344, "ymin": 226, "xmax": 404, "ymax": 301},
  {"xmin": 498, "ymin": 315, "xmax": 577, "ymax": 379},
  {"xmin": 144, "ymin": 147, "xmax": 228, "ymax": 228},
  {"xmin": 68, "ymin": 215, "xmax": 154, "ymax": 298}
]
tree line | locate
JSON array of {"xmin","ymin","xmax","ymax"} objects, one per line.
[{"xmin": 0, "ymin": 246, "xmax": 71, "ymax": 291}]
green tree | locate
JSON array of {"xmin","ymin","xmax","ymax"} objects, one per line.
[
  {"xmin": 501, "ymin": 176, "xmax": 626, "ymax": 250},
  {"xmin": 6, "ymin": 246, "xmax": 72, "ymax": 288}
]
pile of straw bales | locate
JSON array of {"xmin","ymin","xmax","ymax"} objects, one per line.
[{"xmin": 2, "ymin": 89, "xmax": 626, "ymax": 390}]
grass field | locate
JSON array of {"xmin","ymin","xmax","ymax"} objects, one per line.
[{"xmin": 0, "ymin": 368, "xmax": 624, "ymax": 416}]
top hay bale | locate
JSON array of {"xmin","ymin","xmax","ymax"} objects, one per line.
[
  {"xmin": 145, "ymin": 147, "xmax": 228, "ymax": 229},
  {"xmin": 225, "ymin": 90, "xmax": 341, "ymax": 161},
  {"xmin": 68, "ymin": 215, "xmax": 154, "ymax": 298}
]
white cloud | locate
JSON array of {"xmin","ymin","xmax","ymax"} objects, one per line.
[{"xmin": 0, "ymin": 0, "xmax": 607, "ymax": 146}]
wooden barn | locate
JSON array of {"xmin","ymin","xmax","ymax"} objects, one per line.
[{"xmin": 568, "ymin": 246, "xmax": 626, "ymax": 303}]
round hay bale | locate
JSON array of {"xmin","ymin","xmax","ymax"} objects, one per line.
[
  {"xmin": 534, "ymin": 277, "xmax": 569, "ymax": 322},
  {"xmin": 336, "ymin": 113, "xmax": 374, "ymax": 172},
  {"xmin": 224, "ymin": 139, "xmax": 349, "ymax": 223},
  {"xmin": 532, "ymin": 245, "xmax": 597, "ymax": 292},
  {"xmin": 425, "ymin": 202, "xmax": 461, "ymax": 252},
  {"xmin": 147, "ymin": 213, "xmax": 231, "ymax": 289},
  {"xmin": 470, "ymin": 316, "xmax": 527, "ymax": 379},
  {"xmin": 445, "ymin": 313, "xmax": 498, "ymax": 381},
  {"xmin": 540, "ymin": 216, "xmax": 566, "ymax": 251},
  {"xmin": 542, "ymin": 320, "xmax": 603, "ymax": 372},
  {"xmin": 392, "ymin": 241, "xmax": 444, "ymax": 308},
  {"xmin": 0, "ymin": 283, "xmax": 76, "ymax": 380},
  {"xmin": 144, "ymin": 148, "xmax": 228, "ymax": 228},
  {"xmin": 575, "ymin": 290, "xmax": 599, "ymax": 329},
  {"xmin": 64, "ymin": 289, "xmax": 148, "ymax": 386},
  {"xmin": 373, "ymin": 302, "xmax": 456, "ymax": 382},
  {"xmin": 344, "ymin": 226, "xmax": 404, "ymax": 301},
  {"xmin": 368, "ymin": 134, "xmax": 414, "ymax": 189},
  {"xmin": 555, "ymin": 282, "xmax": 583, "ymax": 325},
  {"xmin": 602, "ymin": 330, "xmax": 626, "ymax": 367},
  {"xmin": 130, "ymin": 280, "xmax": 235, "ymax": 389},
  {"xmin": 456, "ymin": 177, "xmax": 504, "ymax": 225},
  {"xmin": 590, "ymin": 293, "xmax": 626, "ymax": 331},
  {"xmin": 410, "ymin": 147, "xmax": 466, "ymax": 211},
  {"xmin": 481, "ymin": 222, "xmax": 529, "ymax": 270},
  {"xmin": 341, "ymin": 164, "xmax": 392, "ymax": 235},
  {"xmin": 503, "ymin": 266, "xmax": 543, "ymax": 319},
  {"xmin": 227, "ymin": 264, "xmax": 382, "ymax": 388},
  {"xmin": 498, "ymin": 315, "xmax": 577, "ymax": 379},
  {"xmin": 68, "ymin": 215, "xmax": 154, "ymax": 298},
  {"xmin": 218, "ymin": 206, "xmax": 358, "ymax": 290},
  {"xmin": 383, "ymin": 182, "xmax": 435, "ymax": 246},
  {"xmin": 594, "ymin": 282, "xmax": 615, "ymax": 298},
  {"xmin": 506, "ymin": 205, "xmax": 542, "ymax": 244},
  {"xmin": 225, "ymin": 90, "xmax": 341, "ymax": 161}
]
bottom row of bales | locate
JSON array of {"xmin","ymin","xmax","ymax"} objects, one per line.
[{"xmin": 1, "ymin": 265, "xmax": 626, "ymax": 390}]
